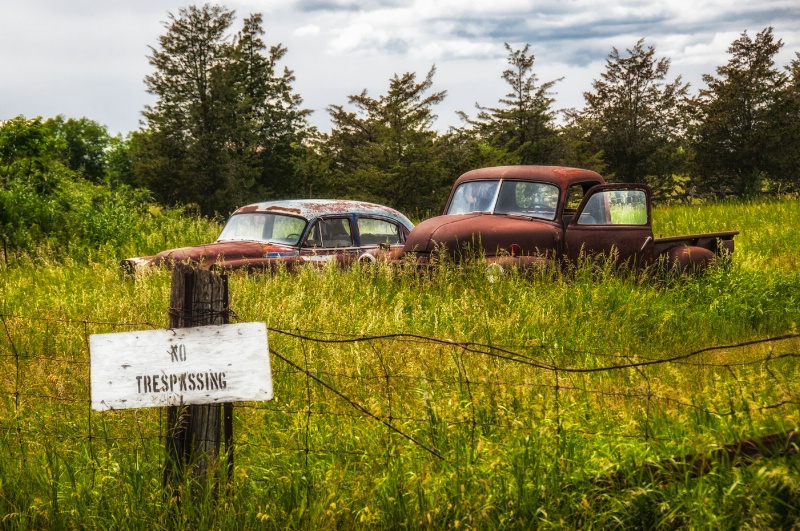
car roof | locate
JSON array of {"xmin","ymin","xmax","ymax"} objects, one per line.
[
  {"xmin": 232, "ymin": 199, "xmax": 414, "ymax": 229},
  {"xmin": 454, "ymin": 165, "xmax": 605, "ymax": 191}
]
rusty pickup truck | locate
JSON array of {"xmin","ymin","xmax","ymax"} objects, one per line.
[{"xmin": 398, "ymin": 165, "xmax": 737, "ymax": 272}]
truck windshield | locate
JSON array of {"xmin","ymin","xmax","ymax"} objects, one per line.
[
  {"xmin": 447, "ymin": 181, "xmax": 500, "ymax": 214},
  {"xmin": 448, "ymin": 180, "xmax": 560, "ymax": 220},
  {"xmin": 217, "ymin": 213, "xmax": 307, "ymax": 245},
  {"xmin": 494, "ymin": 181, "xmax": 559, "ymax": 220}
]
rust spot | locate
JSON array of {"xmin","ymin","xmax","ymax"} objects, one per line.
[{"xmin": 265, "ymin": 205, "xmax": 302, "ymax": 214}]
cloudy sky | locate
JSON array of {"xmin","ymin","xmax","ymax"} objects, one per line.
[{"xmin": 2, "ymin": 0, "xmax": 799, "ymax": 136}]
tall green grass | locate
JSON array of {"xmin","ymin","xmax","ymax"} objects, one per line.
[
  {"xmin": 654, "ymin": 196, "xmax": 800, "ymax": 271},
  {"xmin": 1, "ymin": 198, "xmax": 799, "ymax": 528}
]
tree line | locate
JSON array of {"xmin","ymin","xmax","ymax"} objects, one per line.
[{"xmin": 2, "ymin": 4, "xmax": 799, "ymax": 235}]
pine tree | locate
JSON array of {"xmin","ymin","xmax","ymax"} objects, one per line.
[
  {"xmin": 224, "ymin": 14, "xmax": 311, "ymax": 200},
  {"xmin": 461, "ymin": 43, "xmax": 562, "ymax": 165},
  {"xmin": 779, "ymin": 53, "xmax": 800, "ymax": 192},
  {"xmin": 324, "ymin": 67, "xmax": 449, "ymax": 214},
  {"xmin": 580, "ymin": 40, "xmax": 689, "ymax": 197},
  {"xmin": 134, "ymin": 4, "xmax": 309, "ymax": 216},
  {"xmin": 690, "ymin": 28, "xmax": 793, "ymax": 196}
]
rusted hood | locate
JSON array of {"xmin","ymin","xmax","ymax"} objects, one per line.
[
  {"xmin": 404, "ymin": 214, "xmax": 559, "ymax": 257},
  {"xmin": 152, "ymin": 240, "xmax": 296, "ymax": 266}
]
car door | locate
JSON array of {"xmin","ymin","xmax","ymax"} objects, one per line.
[
  {"xmin": 301, "ymin": 216, "xmax": 359, "ymax": 266},
  {"xmin": 564, "ymin": 184, "xmax": 655, "ymax": 267}
]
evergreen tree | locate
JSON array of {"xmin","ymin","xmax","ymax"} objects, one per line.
[
  {"xmin": 135, "ymin": 4, "xmax": 233, "ymax": 214},
  {"xmin": 461, "ymin": 43, "xmax": 562, "ymax": 165},
  {"xmin": 436, "ymin": 126, "xmax": 518, "ymax": 186},
  {"xmin": 324, "ymin": 67, "xmax": 449, "ymax": 215},
  {"xmin": 222, "ymin": 14, "xmax": 311, "ymax": 201},
  {"xmin": 779, "ymin": 53, "xmax": 800, "ymax": 192},
  {"xmin": 580, "ymin": 40, "xmax": 689, "ymax": 196},
  {"xmin": 133, "ymin": 4, "xmax": 309, "ymax": 216},
  {"xmin": 552, "ymin": 111, "xmax": 607, "ymax": 174},
  {"xmin": 691, "ymin": 28, "xmax": 794, "ymax": 196}
]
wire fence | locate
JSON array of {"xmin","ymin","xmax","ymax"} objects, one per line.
[{"xmin": 1, "ymin": 310, "xmax": 799, "ymax": 482}]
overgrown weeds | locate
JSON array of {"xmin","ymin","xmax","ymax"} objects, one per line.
[{"xmin": 1, "ymin": 199, "xmax": 799, "ymax": 528}]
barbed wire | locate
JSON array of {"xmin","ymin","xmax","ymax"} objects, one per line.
[{"xmin": 1, "ymin": 311, "xmax": 798, "ymax": 468}]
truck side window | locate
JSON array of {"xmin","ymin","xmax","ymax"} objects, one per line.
[
  {"xmin": 578, "ymin": 189, "xmax": 648, "ymax": 225},
  {"xmin": 578, "ymin": 193, "xmax": 605, "ymax": 224},
  {"xmin": 564, "ymin": 184, "xmax": 587, "ymax": 211}
]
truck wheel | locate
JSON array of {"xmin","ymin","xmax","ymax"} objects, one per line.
[{"xmin": 486, "ymin": 263, "xmax": 505, "ymax": 283}]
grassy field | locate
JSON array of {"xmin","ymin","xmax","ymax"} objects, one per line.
[{"xmin": 1, "ymin": 198, "xmax": 799, "ymax": 529}]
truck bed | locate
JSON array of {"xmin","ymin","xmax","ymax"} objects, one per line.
[{"xmin": 652, "ymin": 231, "xmax": 739, "ymax": 257}]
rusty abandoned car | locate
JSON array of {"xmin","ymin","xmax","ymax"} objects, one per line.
[
  {"xmin": 122, "ymin": 199, "xmax": 413, "ymax": 273},
  {"xmin": 394, "ymin": 165, "xmax": 738, "ymax": 272}
]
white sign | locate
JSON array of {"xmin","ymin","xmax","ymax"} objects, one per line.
[{"xmin": 90, "ymin": 322, "xmax": 272, "ymax": 411}]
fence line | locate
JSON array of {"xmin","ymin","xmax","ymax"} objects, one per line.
[{"xmin": 1, "ymin": 311, "xmax": 798, "ymax": 475}]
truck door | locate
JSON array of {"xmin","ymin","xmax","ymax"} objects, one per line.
[{"xmin": 564, "ymin": 184, "xmax": 654, "ymax": 267}]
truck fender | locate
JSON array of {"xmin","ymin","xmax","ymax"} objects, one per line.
[{"xmin": 664, "ymin": 245, "xmax": 715, "ymax": 273}]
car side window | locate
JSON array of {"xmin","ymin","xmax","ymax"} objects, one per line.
[
  {"xmin": 303, "ymin": 222, "xmax": 323, "ymax": 247},
  {"xmin": 303, "ymin": 218, "xmax": 353, "ymax": 248},
  {"xmin": 357, "ymin": 217, "xmax": 403, "ymax": 246},
  {"xmin": 323, "ymin": 218, "xmax": 353, "ymax": 247}
]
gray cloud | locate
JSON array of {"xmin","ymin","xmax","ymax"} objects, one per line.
[
  {"xmin": 295, "ymin": 0, "xmax": 412, "ymax": 13},
  {"xmin": 383, "ymin": 37, "xmax": 410, "ymax": 55},
  {"xmin": 2, "ymin": 0, "xmax": 798, "ymax": 135}
]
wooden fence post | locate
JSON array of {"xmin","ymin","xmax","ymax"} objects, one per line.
[{"xmin": 163, "ymin": 263, "xmax": 230, "ymax": 494}]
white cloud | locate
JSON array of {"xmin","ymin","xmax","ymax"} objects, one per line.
[
  {"xmin": 328, "ymin": 23, "xmax": 385, "ymax": 54},
  {"xmin": 1, "ymin": 0, "xmax": 798, "ymax": 135},
  {"xmin": 294, "ymin": 24, "xmax": 321, "ymax": 37}
]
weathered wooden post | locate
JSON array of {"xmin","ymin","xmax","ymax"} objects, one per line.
[
  {"xmin": 90, "ymin": 262, "xmax": 272, "ymax": 504},
  {"xmin": 163, "ymin": 263, "xmax": 229, "ymax": 491}
]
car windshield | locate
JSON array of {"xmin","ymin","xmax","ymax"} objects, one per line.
[
  {"xmin": 217, "ymin": 213, "xmax": 307, "ymax": 245},
  {"xmin": 447, "ymin": 180, "xmax": 560, "ymax": 220}
]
